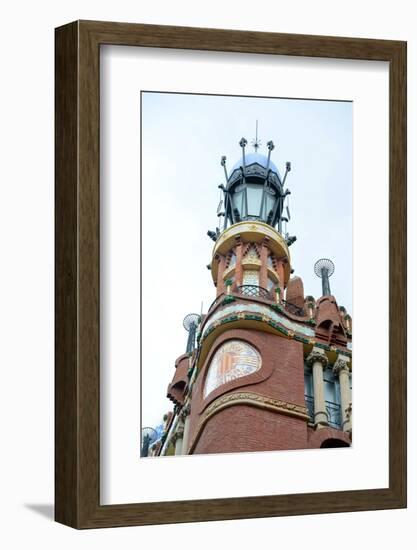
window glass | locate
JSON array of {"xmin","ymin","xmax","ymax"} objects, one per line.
[
  {"xmin": 323, "ymin": 368, "xmax": 340, "ymax": 404},
  {"xmin": 233, "ymin": 190, "xmax": 244, "ymax": 217},
  {"xmin": 304, "ymin": 368, "xmax": 313, "ymax": 397},
  {"xmin": 228, "ymin": 252, "xmax": 236, "ymax": 268},
  {"xmin": 242, "ymin": 270, "xmax": 259, "ymax": 286},
  {"xmin": 246, "ymin": 184, "xmax": 262, "ymax": 216},
  {"xmin": 265, "ymin": 191, "xmax": 276, "ymax": 218}
]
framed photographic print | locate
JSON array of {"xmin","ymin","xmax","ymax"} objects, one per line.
[{"xmin": 55, "ymin": 20, "xmax": 406, "ymax": 528}]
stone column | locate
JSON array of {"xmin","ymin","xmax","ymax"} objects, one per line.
[
  {"xmin": 180, "ymin": 404, "xmax": 191, "ymax": 455},
  {"xmin": 344, "ymin": 314, "xmax": 352, "ymax": 333},
  {"xmin": 333, "ymin": 354, "xmax": 351, "ymax": 432},
  {"xmin": 306, "ymin": 347, "xmax": 329, "ymax": 429},
  {"xmin": 174, "ymin": 422, "xmax": 184, "ymax": 455},
  {"xmin": 275, "ymin": 286, "xmax": 281, "ymax": 303}
]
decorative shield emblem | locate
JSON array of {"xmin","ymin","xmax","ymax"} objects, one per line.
[{"xmin": 204, "ymin": 340, "xmax": 261, "ymax": 398}]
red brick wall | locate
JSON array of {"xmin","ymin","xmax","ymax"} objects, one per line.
[
  {"xmin": 188, "ymin": 328, "xmax": 307, "ymax": 454},
  {"xmin": 193, "ymin": 404, "xmax": 308, "ymax": 454},
  {"xmin": 286, "ymin": 276, "xmax": 305, "ymax": 308}
]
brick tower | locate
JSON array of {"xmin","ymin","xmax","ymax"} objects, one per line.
[{"xmin": 153, "ymin": 135, "xmax": 352, "ymax": 457}]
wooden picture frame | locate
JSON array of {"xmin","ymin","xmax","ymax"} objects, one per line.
[{"xmin": 55, "ymin": 20, "xmax": 407, "ymax": 528}]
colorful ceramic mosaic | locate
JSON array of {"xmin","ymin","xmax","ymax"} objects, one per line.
[{"xmin": 204, "ymin": 340, "xmax": 261, "ymax": 398}]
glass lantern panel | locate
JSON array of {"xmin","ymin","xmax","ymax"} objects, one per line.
[
  {"xmin": 246, "ymin": 184, "xmax": 263, "ymax": 217},
  {"xmin": 265, "ymin": 192, "xmax": 276, "ymax": 217},
  {"xmin": 233, "ymin": 190, "xmax": 244, "ymax": 217}
]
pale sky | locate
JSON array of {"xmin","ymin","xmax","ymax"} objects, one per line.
[{"xmin": 141, "ymin": 92, "xmax": 352, "ymax": 429}]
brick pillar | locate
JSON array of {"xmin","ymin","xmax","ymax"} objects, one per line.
[
  {"xmin": 259, "ymin": 237, "xmax": 269, "ymax": 290},
  {"xmin": 234, "ymin": 236, "xmax": 243, "ymax": 287},
  {"xmin": 216, "ymin": 254, "xmax": 226, "ymax": 296},
  {"xmin": 276, "ymin": 260, "xmax": 286, "ymax": 295}
]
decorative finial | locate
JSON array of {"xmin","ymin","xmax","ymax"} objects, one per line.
[
  {"xmin": 183, "ymin": 313, "xmax": 201, "ymax": 354},
  {"xmin": 239, "ymin": 137, "xmax": 248, "ymax": 171},
  {"xmin": 141, "ymin": 427, "xmax": 157, "ymax": 457},
  {"xmin": 220, "ymin": 155, "xmax": 228, "ymax": 183},
  {"xmin": 251, "ymin": 120, "xmax": 261, "ymax": 152},
  {"xmin": 314, "ymin": 258, "xmax": 335, "ymax": 296}
]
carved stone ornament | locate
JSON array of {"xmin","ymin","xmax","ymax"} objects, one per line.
[
  {"xmin": 181, "ymin": 403, "xmax": 191, "ymax": 419},
  {"xmin": 333, "ymin": 355, "xmax": 350, "ymax": 375},
  {"xmin": 306, "ymin": 347, "xmax": 329, "ymax": 368}
]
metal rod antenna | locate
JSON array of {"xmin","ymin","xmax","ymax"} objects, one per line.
[
  {"xmin": 282, "ymin": 161, "xmax": 291, "ymax": 186},
  {"xmin": 220, "ymin": 157, "xmax": 230, "ymax": 229},
  {"xmin": 259, "ymin": 140, "xmax": 275, "ymax": 218},
  {"xmin": 221, "ymin": 155, "xmax": 228, "ymax": 182},
  {"xmin": 251, "ymin": 121, "xmax": 262, "ymax": 152},
  {"xmin": 239, "ymin": 138, "xmax": 248, "ymax": 173}
]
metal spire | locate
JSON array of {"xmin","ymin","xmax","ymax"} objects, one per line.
[{"xmin": 251, "ymin": 120, "xmax": 261, "ymax": 152}]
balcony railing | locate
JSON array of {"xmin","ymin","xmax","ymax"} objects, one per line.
[
  {"xmin": 305, "ymin": 395, "xmax": 314, "ymax": 421},
  {"xmin": 207, "ymin": 293, "xmax": 226, "ymax": 312},
  {"xmin": 207, "ymin": 286, "xmax": 306, "ymax": 319},
  {"xmin": 305, "ymin": 397, "xmax": 342, "ymax": 429},
  {"xmin": 325, "ymin": 401, "xmax": 342, "ymax": 429},
  {"xmin": 237, "ymin": 285, "xmax": 270, "ymax": 299}
]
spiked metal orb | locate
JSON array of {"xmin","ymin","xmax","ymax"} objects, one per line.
[
  {"xmin": 183, "ymin": 313, "xmax": 200, "ymax": 332},
  {"xmin": 183, "ymin": 313, "xmax": 201, "ymax": 353},
  {"xmin": 141, "ymin": 427, "xmax": 157, "ymax": 457},
  {"xmin": 314, "ymin": 258, "xmax": 335, "ymax": 296}
]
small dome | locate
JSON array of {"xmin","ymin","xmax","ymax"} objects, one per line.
[{"xmin": 231, "ymin": 152, "xmax": 279, "ymax": 175}]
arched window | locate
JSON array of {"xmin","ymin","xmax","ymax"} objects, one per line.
[
  {"xmin": 228, "ymin": 252, "xmax": 237, "ymax": 268},
  {"xmin": 267, "ymin": 277, "xmax": 275, "ymax": 291},
  {"xmin": 320, "ymin": 438, "xmax": 350, "ymax": 448},
  {"xmin": 242, "ymin": 269, "xmax": 259, "ymax": 286}
]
